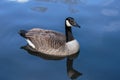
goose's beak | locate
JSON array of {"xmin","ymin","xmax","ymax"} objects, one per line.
[{"xmin": 74, "ymin": 23, "xmax": 80, "ymax": 28}]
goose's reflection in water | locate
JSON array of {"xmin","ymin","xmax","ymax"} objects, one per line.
[
  {"xmin": 66, "ymin": 58, "xmax": 82, "ymax": 80},
  {"xmin": 21, "ymin": 45, "xmax": 82, "ymax": 80}
]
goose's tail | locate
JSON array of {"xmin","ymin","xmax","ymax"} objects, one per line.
[{"xmin": 19, "ymin": 30, "xmax": 27, "ymax": 38}]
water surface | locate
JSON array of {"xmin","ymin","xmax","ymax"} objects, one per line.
[{"xmin": 0, "ymin": 0, "xmax": 120, "ymax": 80}]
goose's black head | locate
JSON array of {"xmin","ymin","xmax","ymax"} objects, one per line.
[{"xmin": 65, "ymin": 17, "xmax": 80, "ymax": 28}]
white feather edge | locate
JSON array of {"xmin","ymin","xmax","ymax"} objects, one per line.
[{"xmin": 26, "ymin": 39, "xmax": 35, "ymax": 48}]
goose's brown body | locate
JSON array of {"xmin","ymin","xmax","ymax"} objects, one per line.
[{"xmin": 25, "ymin": 28, "xmax": 67, "ymax": 56}]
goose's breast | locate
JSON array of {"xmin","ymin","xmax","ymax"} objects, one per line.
[{"xmin": 66, "ymin": 40, "xmax": 80, "ymax": 55}]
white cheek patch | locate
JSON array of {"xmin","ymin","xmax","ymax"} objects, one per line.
[
  {"xmin": 26, "ymin": 39, "xmax": 35, "ymax": 48},
  {"xmin": 66, "ymin": 20, "xmax": 72, "ymax": 27}
]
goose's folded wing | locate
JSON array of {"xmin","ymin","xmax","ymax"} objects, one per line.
[{"xmin": 25, "ymin": 28, "xmax": 67, "ymax": 56}]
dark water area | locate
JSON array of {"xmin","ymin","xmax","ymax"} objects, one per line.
[{"xmin": 0, "ymin": 0, "xmax": 120, "ymax": 80}]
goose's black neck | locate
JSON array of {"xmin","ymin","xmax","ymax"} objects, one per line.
[{"xmin": 65, "ymin": 24, "xmax": 74, "ymax": 42}]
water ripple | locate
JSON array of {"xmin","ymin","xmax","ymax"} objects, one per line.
[
  {"xmin": 8, "ymin": 0, "xmax": 29, "ymax": 3},
  {"xmin": 101, "ymin": 9, "xmax": 119, "ymax": 16}
]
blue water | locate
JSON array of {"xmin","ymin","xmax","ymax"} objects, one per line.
[{"xmin": 0, "ymin": 0, "xmax": 120, "ymax": 80}]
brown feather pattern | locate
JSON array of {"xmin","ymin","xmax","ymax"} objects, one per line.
[{"xmin": 25, "ymin": 28, "xmax": 69, "ymax": 57}]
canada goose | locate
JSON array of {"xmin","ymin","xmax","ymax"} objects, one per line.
[{"xmin": 19, "ymin": 17, "xmax": 80, "ymax": 59}]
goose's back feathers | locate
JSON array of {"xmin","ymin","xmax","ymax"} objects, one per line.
[{"xmin": 24, "ymin": 28, "xmax": 68, "ymax": 57}]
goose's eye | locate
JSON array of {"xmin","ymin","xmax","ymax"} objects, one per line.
[{"xmin": 70, "ymin": 20, "xmax": 74, "ymax": 24}]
